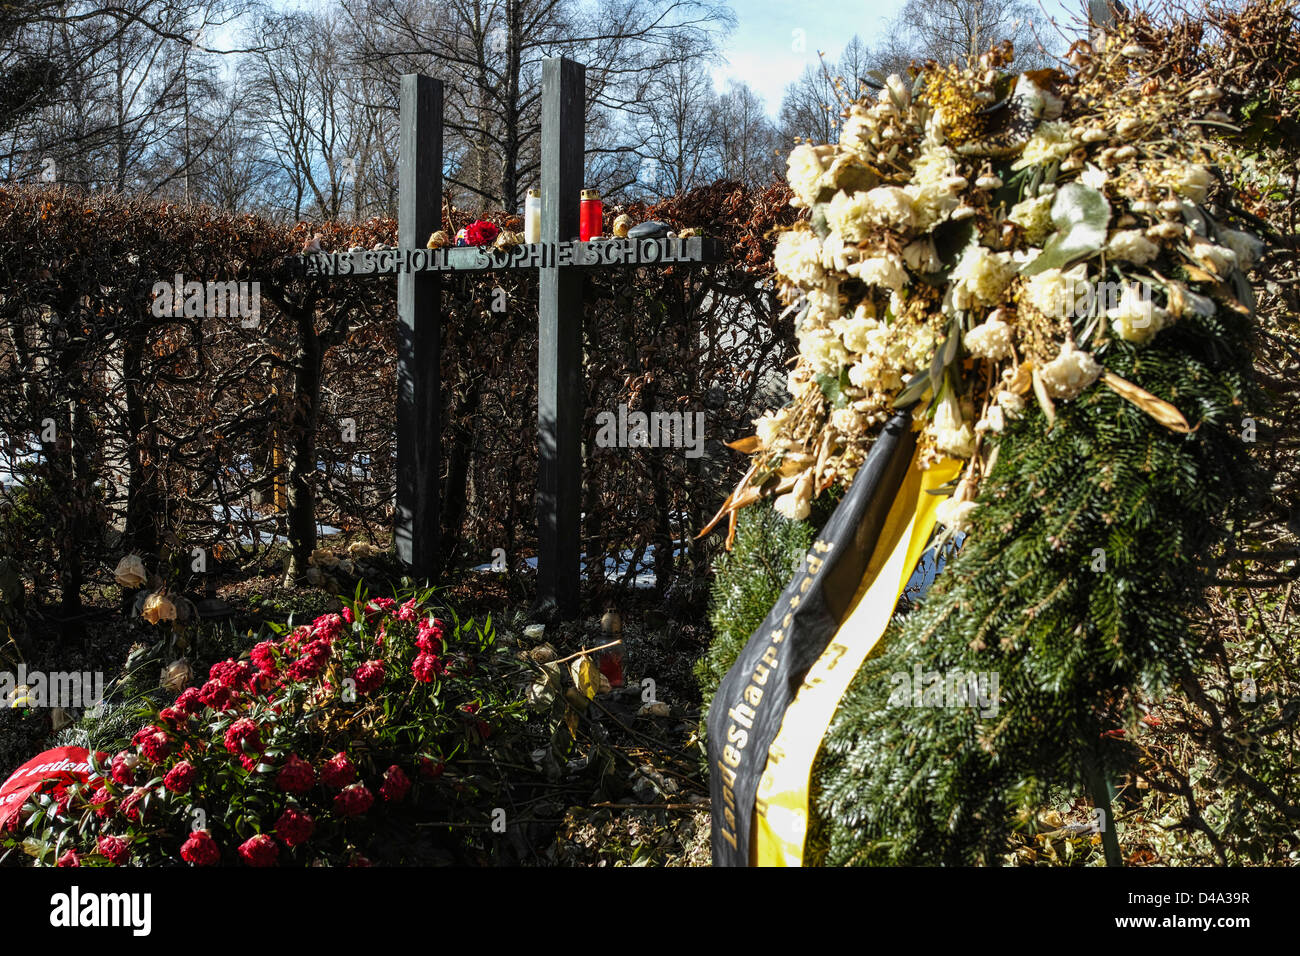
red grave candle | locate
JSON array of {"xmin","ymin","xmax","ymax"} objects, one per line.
[{"xmin": 579, "ymin": 189, "xmax": 603, "ymax": 241}]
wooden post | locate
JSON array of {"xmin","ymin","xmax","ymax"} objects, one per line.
[
  {"xmin": 536, "ymin": 57, "xmax": 585, "ymax": 617},
  {"xmin": 396, "ymin": 74, "xmax": 443, "ymax": 580}
]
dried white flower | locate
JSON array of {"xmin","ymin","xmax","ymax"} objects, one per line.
[
  {"xmin": 1021, "ymin": 264, "xmax": 1088, "ymax": 320},
  {"xmin": 1146, "ymin": 220, "xmax": 1185, "ymax": 241},
  {"xmin": 1106, "ymin": 229, "xmax": 1161, "ymax": 265},
  {"xmin": 1108, "ymin": 283, "xmax": 1169, "ymax": 344},
  {"xmin": 755, "ymin": 409, "xmax": 790, "ymax": 447},
  {"xmin": 838, "ymin": 105, "xmax": 877, "ymax": 160},
  {"xmin": 1011, "ymin": 121, "xmax": 1077, "ymax": 171},
  {"xmin": 976, "ymin": 404, "xmax": 1006, "ymax": 434},
  {"xmin": 773, "ymin": 229, "xmax": 825, "ymax": 287},
  {"xmin": 797, "ymin": 327, "xmax": 849, "ymax": 375},
  {"xmin": 1219, "ymin": 229, "xmax": 1265, "ymax": 270},
  {"xmin": 826, "ymin": 186, "xmax": 915, "ymax": 240},
  {"xmin": 996, "ymin": 389, "xmax": 1025, "ymax": 417},
  {"xmin": 1173, "ymin": 164, "xmax": 1214, "ymax": 204},
  {"xmin": 1007, "ymin": 193, "xmax": 1055, "ymax": 245},
  {"xmin": 1039, "ymin": 342, "xmax": 1102, "ymax": 399},
  {"xmin": 950, "ymin": 243, "xmax": 1017, "ymax": 311},
  {"xmin": 934, "ymin": 496, "xmax": 978, "ymax": 532},
  {"xmin": 963, "ymin": 317, "xmax": 1015, "ymax": 361},
  {"xmin": 902, "ymin": 238, "xmax": 942, "ymax": 273},
  {"xmin": 1189, "ymin": 238, "xmax": 1238, "ymax": 275},
  {"xmin": 786, "ymin": 144, "xmax": 829, "ymax": 208},
  {"xmin": 847, "ymin": 253, "xmax": 908, "ymax": 292},
  {"xmin": 931, "ymin": 389, "xmax": 976, "ymax": 458},
  {"xmin": 904, "ymin": 134, "xmax": 962, "ymax": 229},
  {"xmin": 774, "ymin": 472, "xmax": 813, "ymax": 521},
  {"xmin": 829, "ymin": 406, "xmax": 860, "ymax": 434}
]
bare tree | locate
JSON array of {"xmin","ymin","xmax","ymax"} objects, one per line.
[
  {"xmin": 638, "ymin": 56, "xmax": 719, "ymax": 197},
  {"xmin": 345, "ymin": 0, "xmax": 734, "ymax": 213},
  {"xmin": 1, "ymin": 1, "xmax": 260, "ymax": 196},
  {"xmin": 713, "ymin": 81, "xmax": 781, "ymax": 188},
  {"xmin": 893, "ymin": 0, "xmax": 1058, "ymax": 69}
]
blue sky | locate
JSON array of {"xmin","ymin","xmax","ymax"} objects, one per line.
[{"xmin": 712, "ymin": 0, "xmax": 1081, "ymax": 117}]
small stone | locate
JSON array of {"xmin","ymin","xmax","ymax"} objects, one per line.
[
  {"xmin": 524, "ymin": 623, "xmax": 546, "ymax": 640},
  {"xmin": 627, "ymin": 220, "xmax": 671, "ymax": 239},
  {"xmin": 527, "ymin": 642, "xmax": 557, "ymax": 663}
]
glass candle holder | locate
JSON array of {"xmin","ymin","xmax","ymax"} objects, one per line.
[
  {"xmin": 579, "ymin": 189, "xmax": 603, "ymax": 241},
  {"xmin": 524, "ymin": 188, "xmax": 541, "ymax": 244}
]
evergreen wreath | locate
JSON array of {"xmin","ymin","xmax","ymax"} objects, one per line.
[{"xmin": 700, "ymin": 2, "xmax": 1298, "ymax": 864}]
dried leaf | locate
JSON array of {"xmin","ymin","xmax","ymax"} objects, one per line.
[
  {"xmin": 1102, "ymin": 371, "xmax": 1194, "ymax": 433},
  {"xmin": 571, "ymin": 656, "xmax": 601, "ymax": 700},
  {"xmin": 1031, "ymin": 368, "xmax": 1056, "ymax": 426},
  {"xmin": 1182, "ymin": 264, "xmax": 1218, "ymax": 284},
  {"xmin": 1006, "ymin": 360, "xmax": 1035, "ymax": 396},
  {"xmin": 726, "ymin": 435, "xmax": 762, "ymax": 454}
]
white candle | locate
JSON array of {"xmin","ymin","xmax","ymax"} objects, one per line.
[{"xmin": 524, "ymin": 188, "xmax": 541, "ymax": 243}]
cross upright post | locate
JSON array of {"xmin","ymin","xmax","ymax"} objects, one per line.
[
  {"xmin": 396, "ymin": 74, "xmax": 443, "ymax": 581},
  {"xmin": 536, "ymin": 56, "xmax": 585, "ymax": 618}
]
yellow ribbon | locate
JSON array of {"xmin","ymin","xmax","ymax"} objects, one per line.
[{"xmin": 751, "ymin": 451, "xmax": 963, "ymax": 866}]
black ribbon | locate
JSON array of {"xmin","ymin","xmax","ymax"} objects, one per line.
[{"xmin": 708, "ymin": 408, "xmax": 916, "ymax": 866}]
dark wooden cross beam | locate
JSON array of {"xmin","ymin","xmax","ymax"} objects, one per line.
[{"xmin": 300, "ymin": 57, "xmax": 722, "ymax": 617}]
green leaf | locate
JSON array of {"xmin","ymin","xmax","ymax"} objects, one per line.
[
  {"xmin": 893, "ymin": 370, "xmax": 930, "ymax": 408},
  {"xmin": 815, "ymin": 368, "xmax": 851, "ymax": 409},
  {"xmin": 1021, "ymin": 183, "xmax": 1111, "ymax": 276}
]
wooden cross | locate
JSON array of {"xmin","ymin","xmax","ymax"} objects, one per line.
[{"xmin": 301, "ymin": 57, "xmax": 721, "ymax": 617}]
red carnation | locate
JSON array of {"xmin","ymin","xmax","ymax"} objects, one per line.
[
  {"xmin": 419, "ymin": 757, "xmax": 445, "ymax": 780},
  {"xmin": 223, "ymin": 717, "xmax": 264, "ymax": 757},
  {"xmin": 198, "ymin": 679, "xmax": 234, "ymax": 711},
  {"xmin": 313, "ymin": 612, "xmax": 344, "ymax": 640},
  {"xmin": 164, "ymin": 760, "xmax": 197, "ymax": 794},
  {"xmin": 353, "ymin": 660, "xmax": 385, "ymax": 695},
  {"xmin": 175, "ymin": 686, "xmax": 204, "ymax": 714},
  {"xmin": 379, "ymin": 765, "xmax": 411, "ymax": 803},
  {"xmin": 209, "ymin": 659, "xmax": 251, "ymax": 689},
  {"xmin": 340, "ymin": 606, "xmax": 355, "ymax": 624},
  {"xmin": 320, "ymin": 751, "xmax": 356, "ymax": 788},
  {"xmin": 238, "ymin": 833, "xmax": 279, "ymax": 867},
  {"xmin": 89, "ymin": 783, "xmax": 115, "ymax": 819},
  {"xmin": 287, "ymin": 639, "xmax": 331, "ymax": 681},
  {"xmin": 120, "ymin": 787, "xmax": 148, "ymax": 823},
  {"xmin": 277, "ymin": 754, "xmax": 316, "ymax": 793},
  {"xmin": 416, "ymin": 618, "xmax": 445, "ymax": 653},
  {"xmin": 464, "ymin": 220, "xmax": 500, "ymax": 246},
  {"xmin": 274, "ymin": 807, "xmax": 315, "ymax": 847},
  {"xmin": 333, "ymin": 783, "xmax": 374, "ymax": 817},
  {"xmin": 250, "ymin": 641, "xmax": 279, "ymax": 676},
  {"xmin": 140, "ymin": 730, "xmax": 171, "ymax": 763},
  {"xmin": 110, "ymin": 751, "xmax": 138, "ymax": 786},
  {"xmin": 411, "ymin": 653, "xmax": 440, "ymax": 683},
  {"xmin": 97, "ymin": 835, "xmax": 130, "ymax": 866},
  {"xmin": 158, "ymin": 706, "xmax": 186, "ymax": 728},
  {"xmin": 56, "ymin": 849, "xmax": 80, "ymax": 867},
  {"xmin": 132, "ymin": 724, "xmax": 163, "ymax": 746},
  {"xmin": 396, "ymin": 598, "xmax": 418, "ymax": 622},
  {"xmin": 181, "ymin": 829, "xmax": 220, "ymax": 866}
]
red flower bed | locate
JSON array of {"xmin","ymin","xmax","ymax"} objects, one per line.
[{"xmin": 2, "ymin": 588, "xmax": 529, "ymax": 866}]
